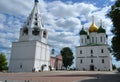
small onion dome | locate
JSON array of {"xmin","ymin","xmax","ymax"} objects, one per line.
[
  {"xmin": 79, "ymin": 28, "xmax": 87, "ymax": 35},
  {"xmin": 97, "ymin": 26, "xmax": 106, "ymax": 33},
  {"xmin": 89, "ymin": 16, "xmax": 98, "ymax": 33},
  {"xmin": 97, "ymin": 20, "xmax": 106, "ymax": 33}
]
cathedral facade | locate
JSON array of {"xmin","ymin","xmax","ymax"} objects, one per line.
[
  {"xmin": 9, "ymin": 0, "xmax": 50, "ymax": 72},
  {"xmin": 76, "ymin": 17, "xmax": 112, "ymax": 71}
]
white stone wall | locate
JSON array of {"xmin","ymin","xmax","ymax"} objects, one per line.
[
  {"xmin": 97, "ymin": 33, "xmax": 107, "ymax": 44},
  {"xmin": 80, "ymin": 35, "xmax": 87, "ymax": 46},
  {"xmin": 76, "ymin": 45, "xmax": 112, "ymax": 71},
  {"xmin": 9, "ymin": 41, "xmax": 50, "ymax": 72},
  {"xmin": 34, "ymin": 42, "xmax": 50, "ymax": 71},
  {"xmin": 89, "ymin": 32, "xmax": 98, "ymax": 44}
]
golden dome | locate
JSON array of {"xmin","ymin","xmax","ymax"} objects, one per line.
[{"xmin": 89, "ymin": 16, "xmax": 98, "ymax": 32}]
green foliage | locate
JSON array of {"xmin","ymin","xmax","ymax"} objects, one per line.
[
  {"xmin": 61, "ymin": 47, "xmax": 74, "ymax": 69},
  {"xmin": 117, "ymin": 67, "xmax": 120, "ymax": 72},
  {"xmin": 108, "ymin": 0, "xmax": 120, "ymax": 61},
  {"xmin": 112, "ymin": 64, "xmax": 116, "ymax": 70},
  {"xmin": 0, "ymin": 53, "xmax": 8, "ymax": 71}
]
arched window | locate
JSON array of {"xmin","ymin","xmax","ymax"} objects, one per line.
[
  {"xmin": 81, "ymin": 38, "xmax": 83, "ymax": 44},
  {"xmin": 91, "ymin": 59, "xmax": 93, "ymax": 63},
  {"xmin": 100, "ymin": 36, "xmax": 102, "ymax": 42},
  {"xmin": 20, "ymin": 64, "xmax": 22, "ymax": 69},
  {"xmin": 27, "ymin": 22, "xmax": 29, "ymax": 25},
  {"xmin": 80, "ymin": 50, "xmax": 82, "ymax": 54},
  {"xmin": 34, "ymin": 22, "xmax": 38, "ymax": 26},
  {"xmin": 91, "ymin": 50, "xmax": 93, "ymax": 54},
  {"xmin": 102, "ymin": 59, "xmax": 104, "ymax": 63},
  {"xmin": 80, "ymin": 59, "xmax": 82, "ymax": 63},
  {"xmin": 104, "ymin": 37, "xmax": 106, "ymax": 43},
  {"xmin": 85, "ymin": 38, "xmax": 87, "ymax": 44},
  {"xmin": 92, "ymin": 37, "xmax": 94, "ymax": 43},
  {"xmin": 43, "ymin": 31, "xmax": 47, "ymax": 38},
  {"xmin": 35, "ymin": 18, "xmax": 37, "ymax": 20},
  {"xmin": 96, "ymin": 37, "xmax": 97, "ymax": 43},
  {"xmin": 35, "ymin": 13, "xmax": 37, "ymax": 16},
  {"xmin": 29, "ymin": 17, "xmax": 31, "ymax": 20},
  {"xmin": 101, "ymin": 49, "xmax": 104, "ymax": 53},
  {"xmin": 23, "ymin": 27, "xmax": 28, "ymax": 35},
  {"xmin": 32, "ymin": 28, "xmax": 40, "ymax": 35}
]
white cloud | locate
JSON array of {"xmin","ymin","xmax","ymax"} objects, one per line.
[
  {"xmin": 55, "ymin": 17, "xmax": 80, "ymax": 32},
  {"xmin": 0, "ymin": 0, "xmax": 47, "ymax": 16},
  {"xmin": 0, "ymin": 24, "xmax": 4, "ymax": 29},
  {"xmin": 48, "ymin": 1, "xmax": 78, "ymax": 18},
  {"xmin": 110, "ymin": 0, "xmax": 116, "ymax": 2}
]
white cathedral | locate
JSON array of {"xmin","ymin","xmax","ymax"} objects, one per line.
[
  {"xmin": 9, "ymin": 0, "xmax": 50, "ymax": 72},
  {"xmin": 76, "ymin": 17, "xmax": 112, "ymax": 71}
]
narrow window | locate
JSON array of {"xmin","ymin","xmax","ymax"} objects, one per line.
[
  {"xmin": 43, "ymin": 31, "xmax": 47, "ymax": 38},
  {"xmin": 101, "ymin": 49, "xmax": 104, "ymax": 53},
  {"xmin": 104, "ymin": 37, "xmax": 106, "ymax": 43},
  {"xmin": 80, "ymin": 59, "xmax": 82, "ymax": 63},
  {"xmin": 100, "ymin": 36, "xmax": 102, "ymax": 42},
  {"xmin": 27, "ymin": 22, "xmax": 29, "ymax": 25},
  {"xmin": 91, "ymin": 59, "xmax": 93, "ymax": 63},
  {"xmin": 35, "ymin": 13, "xmax": 37, "ymax": 16},
  {"xmin": 29, "ymin": 17, "xmax": 31, "ymax": 20},
  {"xmin": 102, "ymin": 59, "xmax": 104, "ymax": 63},
  {"xmin": 81, "ymin": 38, "xmax": 83, "ymax": 44},
  {"xmin": 23, "ymin": 28, "xmax": 28, "ymax": 35},
  {"xmin": 85, "ymin": 38, "xmax": 87, "ymax": 44},
  {"xmin": 20, "ymin": 65, "xmax": 22, "ymax": 69},
  {"xmin": 91, "ymin": 50, "xmax": 93, "ymax": 54},
  {"xmin": 80, "ymin": 50, "xmax": 82, "ymax": 54},
  {"xmin": 92, "ymin": 37, "xmax": 94, "ymax": 43},
  {"xmin": 35, "ymin": 18, "xmax": 37, "ymax": 20},
  {"xmin": 96, "ymin": 37, "xmax": 97, "ymax": 43}
]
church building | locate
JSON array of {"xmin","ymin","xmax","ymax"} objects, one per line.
[
  {"xmin": 76, "ymin": 17, "xmax": 112, "ymax": 71},
  {"xmin": 9, "ymin": 0, "xmax": 50, "ymax": 72}
]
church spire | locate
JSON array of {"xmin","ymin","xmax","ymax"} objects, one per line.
[
  {"xmin": 92, "ymin": 16, "xmax": 94, "ymax": 24},
  {"xmin": 100, "ymin": 19, "xmax": 103, "ymax": 27},
  {"xmin": 97, "ymin": 19, "xmax": 106, "ymax": 33},
  {"xmin": 23, "ymin": 0, "xmax": 44, "ymax": 29}
]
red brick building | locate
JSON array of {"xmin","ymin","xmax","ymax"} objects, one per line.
[{"xmin": 50, "ymin": 54, "xmax": 62, "ymax": 70}]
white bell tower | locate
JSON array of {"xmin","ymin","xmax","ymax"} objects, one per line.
[
  {"xmin": 19, "ymin": 0, "xmax": 47, "ymax": 44},
  {"xmin": 9, "ymin": 0, "xmax": 50, "ymax": 72}
]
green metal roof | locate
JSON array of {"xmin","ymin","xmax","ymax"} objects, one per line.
[
  {"xmin": 79, "ymin": 28, "xmax": 87, "ymax": 35},
  {"xmin": 97, "ymin": 26, "xmax": 106, "ymax": 33}
]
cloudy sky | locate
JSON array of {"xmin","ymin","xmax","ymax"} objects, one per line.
[{"xmin": 0, "ymin": 0, "xmax": 119, "ymax": 67}]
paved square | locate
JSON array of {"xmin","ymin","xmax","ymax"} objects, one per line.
[{"xmin": 0, "ymin": 71, "xmax": 120, "ymax": 82}]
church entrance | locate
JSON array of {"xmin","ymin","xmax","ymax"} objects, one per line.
[{"xmin": 90, "ymin": 65, "xmax": 94, "ymax": 71}]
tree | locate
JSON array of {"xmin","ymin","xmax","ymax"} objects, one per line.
[
  {"xmin": 112, "ymin": 64, "xmax": 117, "ymax": 70},
  {"xmin": 108, "ymin": 0, "xmax": 120, "ymax": 60},
  {"xmin": 0, "ymin": 53, "xmax": 8, "ymax": 71},
  {"xmin": 61, "ymin": 47, "xmax": 74, "ymax": 69}
]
